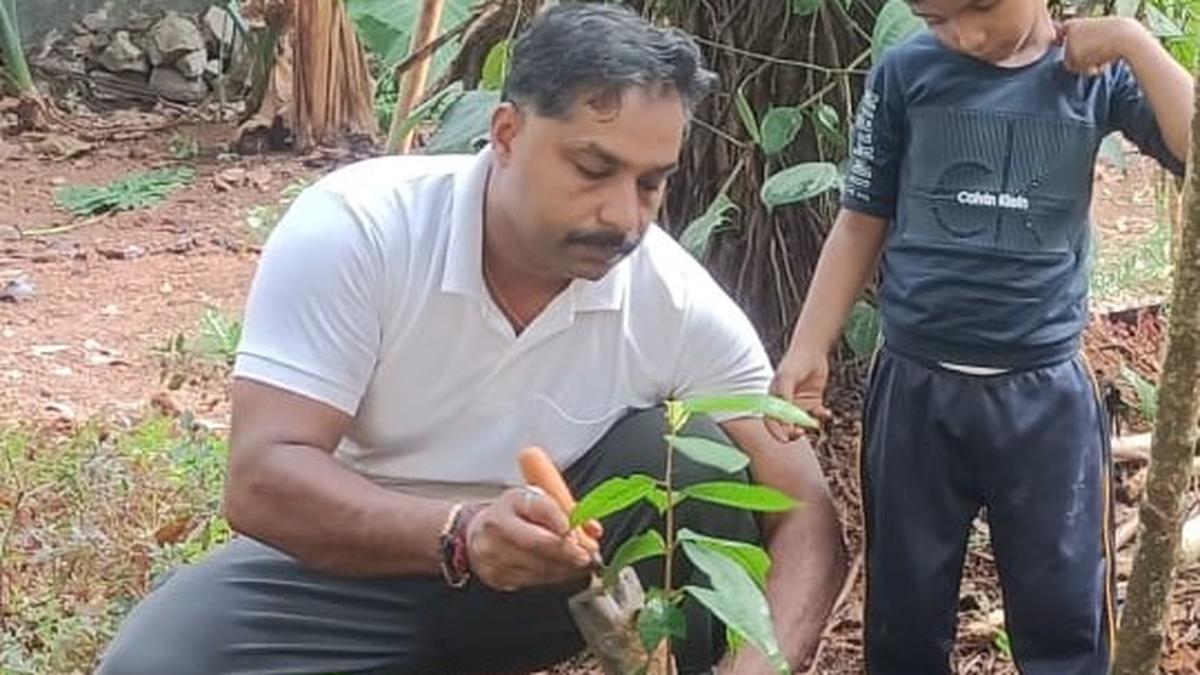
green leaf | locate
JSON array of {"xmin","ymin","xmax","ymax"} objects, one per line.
[
  {"xmin": 843, "ymin": 300, "xmax": 881, "ymax": 358},
  {"xmin": 810, "ymin": 103, "xmax": 845, "ymax": 149},
  {"xmin": 681, "ymin": 482, "xmax": 796, "ymax": 512},
  {"xmin": 679, "ymin": 394, "xmax": 818, "ymax": 428},
  {"xmin": 791, "ymin": 0, "xmax": 827, "ymax": 16},
  {"xmin": 0, "ymin": 0, "xmax": 33, "ymax": 93},
  {"xmin": 666, "ymin": 435, "xmax": 750, "ymax": 474},
  {"xmin": 637, "ymin": 591, "xmax": 688, "ymax": 653},
  {"xmin": 760, "ymin": 162, "xmax": 841, "ymax": 210},
  {"xmin": 678, "ymin": 529, "xmax": 771, "ymax": 588},
  {"xmin": 759, "ymin": 107, "xmax": 804, "ymax": 155},
  {"xmin": 734, "ymin": 85, "xmax": 761, "ymax": 145},
  {"xmin": 1097, "ymin": 132, "xmax": 1128, "ymax": 170},
  {"xmin": 347, "ymin": 0, "xmax": 473, "ymax": 70},
  {"xmin": 571, "ymin": 475, "xmax": 657, "ymax": 527},
  {"xmin": 1145, "ymin": 6, "xmax": 1184, "ymax": 38},
  {"xmin": 604, "ymin": 530, "xmax": 666, "ymax": 587},
  {"xmin": 680, "ymin": 192, "xmax": 738, "ymax": 259},
  {"xmin": 644, "ymin": 487, "xmax": 684, "ymax": 514},
  {"xmin": 480, "ymin": 39, "xmax": 510, "ymax": 91},
  {"xmin": 994, "ymin": 628, "xmax": 1013, "ymax": 660},
  {"xmin": 390, "ymin": 84, "xmax": 464, "ymax": 148},
  {"xmin": 1113, "ymin": 0, "xmax": 1139, "ymax": 17},
  {"xmin": 871, "ymin": 0, "xmax": 924, "ymax": 63},
  {"xmin": 682, "ymin": 543, "xmax": 788, "ymax": 673},
  {"xmin": 1120, "ymin": 363, "xmax": 1159, "ymax": 421},
  {"xmin": 424, "ymin": 89, "xmax": 500, "ymax": 154},
  {"xmin": 666, "ymin": 399, "xmax": 691, "ymax": 433},
  {"xmin": 54, "ymin": 167, "xmax": 196, "ymax": 216}
]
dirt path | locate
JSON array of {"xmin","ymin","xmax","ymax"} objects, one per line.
[{"xmin": 1, "ymin": 121, "xmax": 316, "ymax": 426}]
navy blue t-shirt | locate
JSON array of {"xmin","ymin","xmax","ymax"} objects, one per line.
[{"xmin": 843, "ymin": 32, "xmax": 1184, "ymax": 368}]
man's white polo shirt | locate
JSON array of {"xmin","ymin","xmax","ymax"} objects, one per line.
[{"xmin": 233, "ymin": 149, "xmax": 772, "ymax": 497}]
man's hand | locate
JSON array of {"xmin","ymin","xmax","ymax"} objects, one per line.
[
  {"xmin": 466, "ymin": 487, "xmax": 594, "ymax": 591},
  {"xmin": 766, "ymin": 347, "xmax": 831, "ymax": 443},
  {"xmin": 1057, "ymin": 17, "xmax": 1146, "ymax": 76}
]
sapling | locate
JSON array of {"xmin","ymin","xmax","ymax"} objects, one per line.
[{"xmin": 570, "ymin": 394, "xmax": 818, "ymax": 674}]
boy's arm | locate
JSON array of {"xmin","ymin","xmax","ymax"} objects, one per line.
[
  {"xmin": 787, "ymin": 208, "xmax": 888, "ymax": 358},
  {"xmin": 1118, "ymin": 21, "xmax": 1193, "ymax": 163},
  {"xmin": 1061, "ymin": 18, "xmax": 1195, "ymax": 164},
  {"xmin": 767, "ymin": 208, "xmax": 886, "ymax": 441},
  {"xmin": 769, "ymin": 52, "xmax": 902, "ymax": 440}
]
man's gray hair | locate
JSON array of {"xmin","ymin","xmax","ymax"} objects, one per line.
[{"xmin": 502, "ymin": 3, "xmax": 718, "ymax": 118}]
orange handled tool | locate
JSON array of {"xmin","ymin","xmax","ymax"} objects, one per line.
[{"xmin": 518, "ymin": 446, "xmax": 603, "ymax": 555}]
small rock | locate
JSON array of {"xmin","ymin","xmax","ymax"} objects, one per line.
[
  {"xmin": 30, "ymin": 134, "xmax": 94, "ymax": 160},
  {"xmin": 45, "ymin": 401, "xmax": 76, "ymax": 420},
  {"xmin": 72, "ymin": 159, "xmax": 94, "ymax": 170},
  {"xmin": 213, "ymin": 167, "xmax": 247, "ymax": 191},
  {"xmin": 127, "ymin": 10, "xmax": 155, "ymax": 32},
  {"xmin": 97, "ymin": 244, "xmax": 146, "ymax": 261},
  {"xmin": 150, "ymin": 391, "xmax": 180, "ymax": 417},
  {"xmin": 202, "ymin": 6, "xmax": 239, "ymax": 50},
  {"xmin": 0, "ymin": 225, "xmax": 20, "ymax": 241},
  {"xmin": 167, "ymin": 236, "xmax": 199, "ymax": 254},
  {"xmin": 204, "ymin": 59, "xmax": 222, "ymax": 81},
  {"xmin": 143, "ymin": 36, "xmax": 165, "ymax": 67},
  {"xmin": 50, "ymin": 176, "xmax": 67, "ymax": 186},
  {"xmin": 176, "ymin": 49, "xmax": 208, "ymax": 79},
  {"xmin": 160, "ymin": 280, "xmax": 173, "ymax": 294},
  {"xmin": 211, "ymin": 234, "xmax": 243, "ymax": 253},
  {"xmin": 30, "ymin": 344, "xmax": 69, "ymax": 357},
  {"xmin": 0, "ymin": 277, "xmax": 34, "ymax": 303},
  {"xmin": 73, "ymin": 33, "xmax": 99, "ymax": 54},
  {"xmin": 149, "ymin": 67, "xmax": 209, "ymax": 103},
  {"xmin": 247, "ymin": 168, "xmax": 272, "ymax": 191},
  {"xmin": 80, "ymin": 8, "xmax": 111, "ymax": 32},
  {"xmin": 97, "ymin": 31, "xmax": 148, "ymax": 74},
  {"xmin": 150, "ymin": 11, "xmax": 206, "ymax": 64}
]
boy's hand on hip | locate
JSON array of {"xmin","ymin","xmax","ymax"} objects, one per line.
[
  {"xmin": 767, "ymin": 347, "xmax": 831, "ymax": 443},
  {"xmin": 1056, "ymin": 17, "xmax": 1148, "ymax": 75}
]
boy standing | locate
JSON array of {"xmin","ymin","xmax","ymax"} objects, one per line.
[{"xmin": 768, "ymin": 0, "xmax": 1193, "ymax": 672}]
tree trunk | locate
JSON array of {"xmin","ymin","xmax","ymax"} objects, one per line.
[
  {"xmin": 637, "ymin": 0, "xmax": 878, "ymax": 358},
  {"xmin": 387, "ymin": 0, "xmax": 446, "ymax": 153},
  {"xmin": 292, "ymin": 0, "xmax": 378, "ymax": 150},
  {"xmin": 238, "ymin": 0, "xmax": 378, "ymax": 153},
  {"xmin": 1112, "ymin": 70, "xmax": 1200, "ymax": 675}
]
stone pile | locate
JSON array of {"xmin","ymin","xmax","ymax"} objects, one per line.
[{"xmin": 62, "ymin": 5, "xmax": 248, "ymax": 105}]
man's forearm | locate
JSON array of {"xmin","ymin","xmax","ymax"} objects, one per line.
[
  {"xmin": 725, "ymin": 421, "xmax": 849, "ymax": 669},
  {"xmin": 224, "ymin": 443, "xmax": 452, "ymax": 577},
  {"xmin": 757, "ymin": 450, "xmax": 848, "ymax": 668}
]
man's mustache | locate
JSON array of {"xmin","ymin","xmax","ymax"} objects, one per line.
[{"xmin": 565, "ymin": 230, "xmax": 640, "ymax": 257}]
